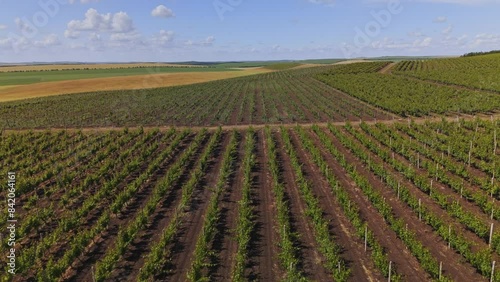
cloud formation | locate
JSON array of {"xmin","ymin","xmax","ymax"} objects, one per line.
[
  {"xmin": 65, "ymin": 8, "xmax": 135, "ymax": 38},
  {"xmin": 151, "ymin": 5, "xmax": 175, "ymax": 18}
]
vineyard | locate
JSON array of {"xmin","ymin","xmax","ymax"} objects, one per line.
[
  {"xmin": 1, "ymin": 118, "xmax": 499, "ymax": 281},
  {"xmin": 315, "ymin": 61, "xmax": 500, "ymax": 117},
  {"xmin": 393, "ymin": 53, "xmax": 500, "ymax": 92},
  {"xmin": 0, "ymin": 66, "xmax": 394, "ymax": 129},
  {"xmin": 1, "ymin": 54, "xmax": 500, "ymax": 282}
]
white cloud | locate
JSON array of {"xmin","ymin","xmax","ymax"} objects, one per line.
[
  {"xmin": 14, "ymin": 18, "xmax": 35, "ymax": 34},
  {"xmin": 414, "ymin": 37, "xmax": 433, "ymax": 47},
  {"xmin": 185, "ymin": 36, "xmax": 215, "ymax": 47},
  {"xmin": 433, "ymin": 16, "xmax": 447, "ymax": 23},
  {"xmin": 64, "ymin": 29, "xmax": 80, "ymax": 39},
  {"xmin": 151, "ymin": 5, "xmax": 175, "ymax": 18},
  {"xmin": 0, "ymin": 24, "xmax": 7, "ymax": 30},
  {"xmin": 110, "ymin": 32, "xmax": 140, "ymax": 42},
  {"xmin": 470, "ymin": 33, "xmax": 500, "ymax": 48},
  {"xmin": 34, "ymin": 34, "xmax": 61, "ymax": 47},
  {"xmin": 370, "ymin": 36, "xmax": 433, "ymax": 50},
  {"xmin": 201, "ymin": 36, "xmax": 215, "ymax": 46},
  {"xmin": 65, "ymin": 8, "xmax": 135, "ymax": 39},
  {"xmin": 150, "ymin": 30, "xmax": 175, "ymax": 48},
  {"xmin": 442, "ymin": 25, "xmax": 453, "ymax": 35},
  {"xmin": 0, "ymin": 37, "xmax": 14, "ymax": 49},
  {"xmin": 89, "ymin": 32, "xmax": 101, "ymax": 42}
]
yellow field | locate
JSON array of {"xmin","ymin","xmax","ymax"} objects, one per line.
[
  {"xmin": 0, "ymin": 68, "xmax": 272, "ymax": 102},
  {"xmin": 0, "ymin": 63, "xmax": 203, "ymax": 72}
]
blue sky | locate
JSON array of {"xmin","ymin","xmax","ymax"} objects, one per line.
[{"xmin": 0, "ymin": 0, "xmax": 499, "ymax": 62}]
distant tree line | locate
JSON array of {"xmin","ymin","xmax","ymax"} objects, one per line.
[{"xmin": 461, "ymin": 50, "xmax": 500, "ymax": 57}]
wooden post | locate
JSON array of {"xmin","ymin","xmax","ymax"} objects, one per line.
[
  {"xmin": 468, "ymin": 141, "xmax": 472, "ymax": 167},
  {"xmin": 388, "ymin": 261, "xmax": 392, "ymax": 282},
  {"xmin": 489, "ymin": 223, "xmax": 494, "ymax": 248},
  {"xmin": 397, "ymin": 182, "xmax": 401, "ymax": 199},
  {"xmin": 439, "ymin": 261, "xmax": 443, "ymax": 280},
  {"xmin": 419, "ymin": 199, "xmax": 422, "ymax": 221},
  {"xmin": 365, "ymin": 225, "xmax": 368, "ymax": 252},
  {"xmin": 491, "ymin": 261, "xmax": 496, "ymax": 282},
  {"xmin": 494, "ymin": 128, "xmax": 497, "ymax": 155}
]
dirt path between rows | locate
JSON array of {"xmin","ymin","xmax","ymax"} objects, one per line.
[
  {"xmin": 314, "ymin": 127, "xmax": 430, "ymax": 281},
  {"xmin": 274, "ymin": 131, "xmax": 332, "ymax": 280},
  {"xmin": 5, "ymin": 112, "xmax": 500, "ymax": 134},
  {"xmin": 64, "ymin": 134, "xmax": 197, "ymax": 281},
  {"xmin": 288, "ymin": 129, "xmax": 384, "ymax": 281},
  {"xmin": 160, "ymin": 132, "xmax": 230, "ymax": 281},
  {"xmin": 378, "ymin": 62, "xmax": 397, "ymax": 74},
  {"xmin": 250, "ymin": 130, "xmax": 281, "ymax": 281},
  {"xmin": 210, "ymin": 134, "xmax": 245, "ymax": 280},
  {"xmin": 336, "ymin": 126, "xmax": 487, "ymax": 281}
]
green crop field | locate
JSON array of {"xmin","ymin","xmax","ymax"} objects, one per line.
[
  {"xmin": 0, "ymin": 66, "xmax": 236, "ymax": 86},
  {"xmin": 316, "ymin": 61, "xmax": 500, "ymax": 117},
  {"xmin": 393, "ymin": 53, "xmax": 500, "ymax": 92}
]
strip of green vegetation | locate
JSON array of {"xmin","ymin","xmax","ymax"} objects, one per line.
[
  {"xmin": 264, "ymin": 63, "xmax": 302, "ymax": 70},
  {"xmin": 0, "ymin": 66, "xmax": 236, "ymax": 86}
]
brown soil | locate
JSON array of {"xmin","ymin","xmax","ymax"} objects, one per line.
[
  {"xmin": 107, "ymin": 134, "xmax": 211, "ymax": 281},
  {"xmin": 378, "ymin": 62, "xmax": 397, "ymax": 74},
  {"xmin": 160, "ymin": 133, "xmax": 231, "ymax": 281},
  {"xmin": 5, "ymin": 112, "xmax": 500, "ymax": 135},
  {"xmin": 336, "ymin": 126, "xmax": 487, "ymax": 281},
  {"xmin": 274, "ymin": 130, "xmax": 333, "ymax": 280},
  {"xmin": 288, "ymin": 129, "xmax": 384, "ymax": 281},
  {"xmin": 61, "ymin": 134, "xmax": 197, "ymax": 281},
  {"xmin": 352, "ymin": 126, "xmax": 500, "ymax": 254},
  {"xmin": 311, "ymin": 127, "xmax": 430, "ymax": 281},
  {"xmin": 248, "ymin": 130, "xmax": 282, "ymax": 281},
  {"xmin": 210, "ymin": 134, "xmax": 245, "ymax": 280}
]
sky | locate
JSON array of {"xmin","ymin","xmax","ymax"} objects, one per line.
[{"xmin": 0, "ymin": 0, "xmax": 499, "ymax": 62}]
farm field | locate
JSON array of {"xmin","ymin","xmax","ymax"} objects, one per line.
[
  {"xmin": 316, "ymin": 61, "xmax": 500, "ymax": 117},
  {"xmin": 2, "ymin": 56, "xmax": 500, "ymax": 129},
  {"xmin": 0, "ymin": 66, "xmax": 394, "ymax": 129},
  {"xmin": 0, "ymin": 55, "xmax": 499, "ymax": 282},
  {"xmin": 0, "ymin": 68, "xmax": 272, "ymax": 103},
  {"xmin": 0, "ymin": 63, "xmax": 205, "ymax": 73},
  {"xmin": 0, "ymin": 66, "xmax": 236, "ymax": 87},
  {"xmin": 1, "ymin": 119, "xmax": 499, "ymax": 281},
  {"xmin": 392, "ymin": 53, "xmax": 500, "ymax": 92}
]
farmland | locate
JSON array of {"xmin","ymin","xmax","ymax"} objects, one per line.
[
  {"xmin": 316, "ymin": 61, "xmax": 500, "ymax": 117},
  {"xmin": 0, "ymin": 66, "xmax": 394, "ymax": 129},
  {"xmin": 1, "ymin": 53, "xmax": 500, "ymax": 282},
  {"xmin": 1, "ymin": 118, "xmax": 499, "ymax": 281},
  {"xmin": 393, "ymin": 53, "xmax": 500, "ymax": 92}
]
